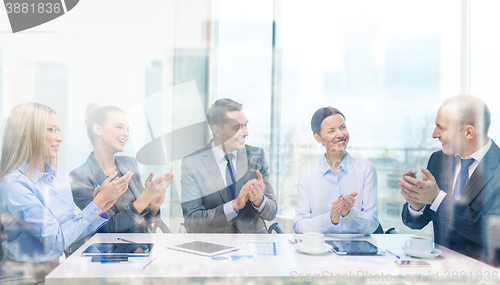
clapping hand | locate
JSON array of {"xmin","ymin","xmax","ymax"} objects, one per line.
[
  {"xmin": 330, "ymin": 192, "xmax": 357, "ymax": 224},
  {"xmin": 144, "ymin": 172, "xmax": 175, "ymax": 201},
  {"xmin": 147, "ymin": 172, "xmax": 175, "ymax": 209},
  {"xmin": 232, "ymin": 180, "xmax": 251, "ymax": 211},
  {"xmin": 399, "ymin": 168, "xmax": 440, "ymax": 209},
  {"xmin": 93, "ymin": 171, "xmax": 133, "ymax": 214},
  {"xmin": 339, "ymin": 192, "xmax": 358, "ymax": 217},
  {"xmin": 330, "ymin": 199, "xmax": 343, "ymax": 224},
  {"xmin": 399, "ymin": 169, "xmax": 424, "ymax": 211},
  {"xmin": 248, "ymin": 170, "xmax": 265, "ymax": 207}
]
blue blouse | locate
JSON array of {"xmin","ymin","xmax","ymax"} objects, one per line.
[
  {"xmin": 0, "ymin": 162, "xmax": 108, "ymax": 262},
  {"xmin": 293, "ymin": 153, "xmax": 379, "ymax": 235}
]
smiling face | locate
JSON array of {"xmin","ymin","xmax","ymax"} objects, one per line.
[
  {"xmin": 432, "ymin": 105, "xmax": 466, "ymax": 156},
  {"xmin": 44, "ymin": 112, "xmax": 63, "ymax": 159},
  {"xmin": 314, "ymin": 114, "xmax": 349, "ymax": 154},
  {"xmin": 97, "ymin": 111, "xmax": 129, "ymax": 154},
  {"xmin": 216, "ymin": 111, "xmax": 248, "ymax": 153}
]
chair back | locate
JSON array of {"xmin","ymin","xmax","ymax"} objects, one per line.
[
  {"xmin": 267, "ymin": 223, "xmax": 286, "ymax": 234},
  {"xmin": 487, "ymin": 215, "xmax": 500, "ymax": 265},
  {"xmin": 373, "ymin": 223, "xmax": 399, "ymax": 234}
]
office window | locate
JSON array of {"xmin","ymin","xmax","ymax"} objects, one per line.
[
  {"xmin": 214, "ymin": 0, "xmax": 274, "ymax": 151},
  {"xmin": 0, "ymin": 1, "xmax": 179, "ymax": 226},
  {"xmin": 385, "ymin": 203, "xmax": 403, "ymax": 219},
  {"xmin": 470, "ymin": 0, "xmax": 500, "ymax": 141},
  {"xmin": 276, "ymin": 0, "xmax": 461, "ymax": 235}
]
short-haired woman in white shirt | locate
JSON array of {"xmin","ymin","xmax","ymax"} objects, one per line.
[{"xmin": 293, "ymin": 107, "xmax": 380, "ymax": 235}]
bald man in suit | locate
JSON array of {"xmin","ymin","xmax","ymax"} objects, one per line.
[{"xmin": 400, "ymin": 94, "xmax": 500, "ymax": 261}]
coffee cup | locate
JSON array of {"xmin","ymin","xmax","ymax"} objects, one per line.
[
  {"xmin": 405, "ymin": 236, "xmax": 434, "ymax": 254},
  {"xmin": 302, "ymin": 232, "xmax": 325, "ymax": 249}
]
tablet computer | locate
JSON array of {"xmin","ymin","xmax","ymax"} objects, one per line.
[
  {"xmin": 81, "ymin": 243, "xmax": 154, "ymax": 257},
  {"xmin": 167, "ymin": 241, "xmax": 239, "ymax": 257},
  {"xmin": 326, "ymin": 240, "xmax": 380, "ymax": 255}
]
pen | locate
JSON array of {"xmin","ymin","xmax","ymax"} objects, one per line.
[
  {"xmin": 143, "ymin": 257, "xmax": 157, "ymax": 270},
  {"xmin": 117, "ymin": 238, "xmax": 134, "ymax": 243},
  {"xmin": 386, "ymin": 250, "xmax": 401, "ymax": 259}
]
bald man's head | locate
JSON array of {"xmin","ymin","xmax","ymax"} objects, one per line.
[{"xmin": 441, "ymin": 94, "xmax": 491, "ymax": 138}]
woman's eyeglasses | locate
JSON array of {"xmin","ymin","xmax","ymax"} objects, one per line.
[{"xmin": 46, "ymin": 127, "xmax": 61, "ymax": 134}]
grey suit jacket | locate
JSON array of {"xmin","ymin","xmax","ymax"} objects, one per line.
[
  {"xmin": 181, "ymin": 143, "xmax": 277, "ymax": 233},
  {"xmin": 66, "ymin": 153, "xmax": 159, "ymax": 254}
]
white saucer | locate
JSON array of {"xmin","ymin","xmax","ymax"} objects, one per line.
[
  {"xmin": 402, "ymin": 247, "xmax": 442, "ymax": 258},
  {"xmin": 295, "ymin": 243, "xmax": 332, "ymax": 255}
]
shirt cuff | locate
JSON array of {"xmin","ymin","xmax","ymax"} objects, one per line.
[
  {"xmin": 83, "ymin": 202, "xmax": 104, "ymax": 220},
  {"xmin": 430, "ymin": 190, "xmax": 447, "ymax": 212},
  {"xmin": 125, "ymin": 203, "xmax": 147, "ymax": 224},
  {"xmin": 130, "ymin": 203, "xmax": 150, "ymax": 216},
  {"xmin": 342, "ymin": 207, "xmax": 360, "ymax": 222},
  {"xmin": 251, "ymin": 195, "xmax": 267, "ymax": 212},
  {"xmin": 408, "ymin": 203, "xmax": 426, "ymax": 217},
  {"xmin": 86, "ymin": 202, "xmax": 109, "ymax": 232},
  {"xmin": 223, "ymin": 201, "xmax": 238, "ymax": 222}
]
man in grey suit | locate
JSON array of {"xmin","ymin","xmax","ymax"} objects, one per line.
[{"xmin": 181, "ymin": 98, "xmax": 277, "ymax": 233}]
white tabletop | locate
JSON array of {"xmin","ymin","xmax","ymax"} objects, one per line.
[{"xmin": 46, "ymin": 233, "xmax": 500, "ymax": 284}]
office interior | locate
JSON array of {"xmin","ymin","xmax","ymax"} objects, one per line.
[{"xmin": 1, "ymin": 0, "xmax": 500, "ymax": 279}]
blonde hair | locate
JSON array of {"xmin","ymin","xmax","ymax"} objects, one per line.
[
  {"xmin": 85, "ymin": 103, "xmax": 125, "ymax": 145},
  {"xmin": 0, "ymin": 103, "xmax": 57, "ymax": 181}
]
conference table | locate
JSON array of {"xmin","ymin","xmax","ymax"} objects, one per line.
[{"xmin": 46, "ymin": 233, "xmax": 500, "ymax": 284}]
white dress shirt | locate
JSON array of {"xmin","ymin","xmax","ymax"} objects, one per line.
[{"xmin": 293, "ymin": 153, "xmax": 379, "ymax": 235}]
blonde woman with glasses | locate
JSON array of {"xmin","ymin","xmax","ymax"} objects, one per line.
[{"xmin": 0, "ymin": 103, "xmax": 131, "ymax": 283}]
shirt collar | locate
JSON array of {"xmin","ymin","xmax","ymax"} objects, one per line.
[
  {"xmin": 211, "ymin": 141, "xmax": 238, "ymax": 163},
  {"xmin": 18, "ymin": 161, "xmax": 56, "ymax": 183},
  {"xmin": 321, "ymin": 152, "xmax": 350, "ymax": 175},
  {"xmin": 455, "ymin": 137, "xmax": 492, "ymax": 163},
  {"xmin": 44, "ymin": 162, "xmax": 56, "ymax": 176}
]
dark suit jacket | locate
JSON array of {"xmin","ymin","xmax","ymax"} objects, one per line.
[
  {"xmin": 66, "ymin": 153, "xmax": 159, "ymax": 254},
  {"xmin": 181, "ymin": 143, "xmax": 277, "ymax": 233},
  {"xmin": 402, "ymin": 141, "xmax": 500, "ymax": 260}
]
